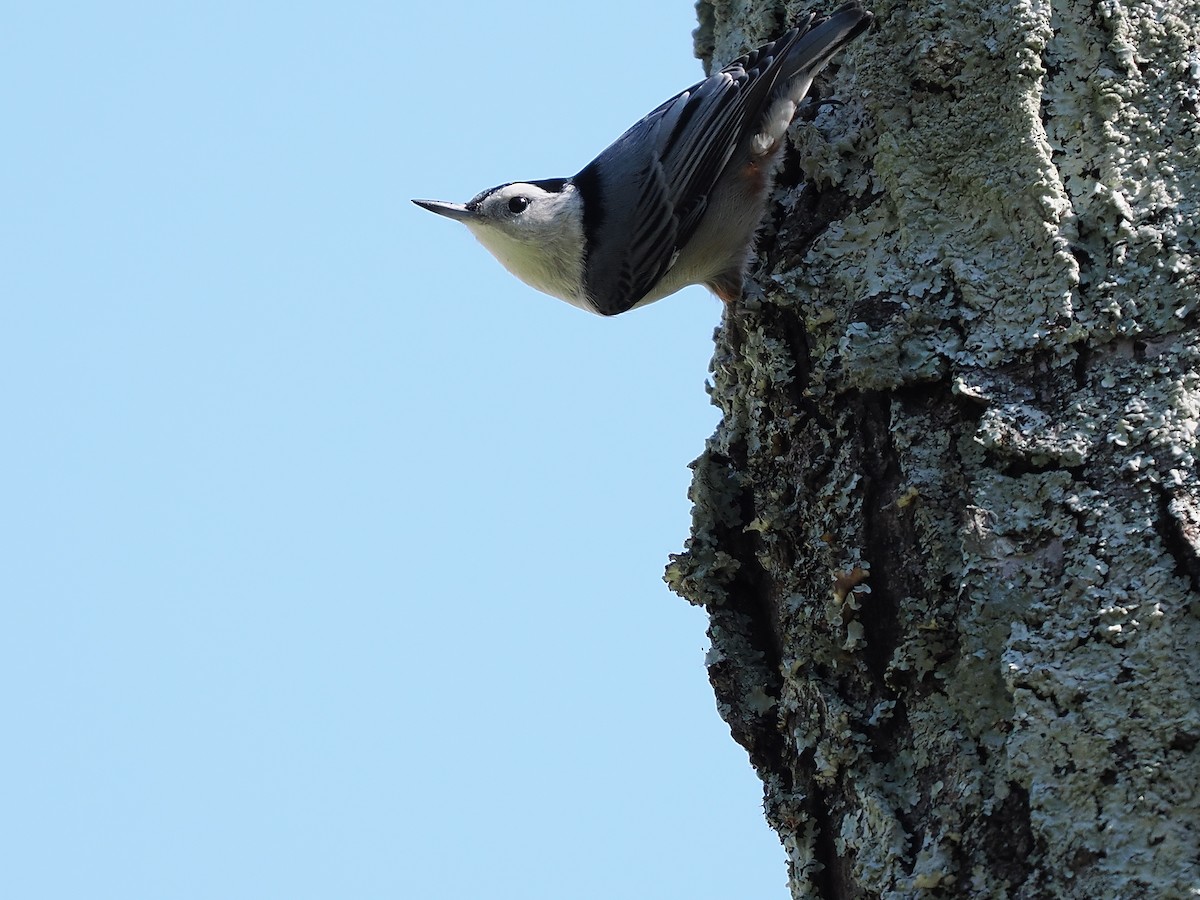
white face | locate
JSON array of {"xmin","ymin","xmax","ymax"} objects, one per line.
[
  {"xmin": 459, "ymin": 180, "xmax": 589, "ymax": 309},
  {"xmin": 413, "ymin": 179, "xmax": 590, "ymax": 310},
  {"xmin": 464, "ymin": 180, "xmax": 573, "ymax": 241}
]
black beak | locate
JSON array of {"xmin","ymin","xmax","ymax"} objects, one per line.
[{"xmin": 411, "ymin": 199, "xmax": 474, "ymax": 222}]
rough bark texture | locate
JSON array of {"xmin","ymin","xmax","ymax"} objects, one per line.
[{"xmin": 667, "ymin": 0, "xmax": 1200, "ymax": 896}]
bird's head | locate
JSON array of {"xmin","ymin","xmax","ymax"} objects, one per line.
[{"xmin": 413, "ymin": 179, "xmax": 589, "ymax": 308}]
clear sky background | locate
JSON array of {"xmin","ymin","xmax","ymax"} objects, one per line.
[{"xmin": 3, "ymin": 2, "xmax": 790, "ymax": 897}]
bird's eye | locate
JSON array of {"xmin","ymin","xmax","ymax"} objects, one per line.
[{"xmin": 507, "ymin": 196, "xmax": 529, "ymax": 214}]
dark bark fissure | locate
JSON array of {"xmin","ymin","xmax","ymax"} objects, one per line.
[
  {"xmin": 1154, "ymin": 485, "xmax": 1200, "ymax": 593},
  {"xmin": 852, "ymin": 390, "xmax": 908, "ymax": 683},
  {"xmin": 809, "ymin": 781, "xmax": 866, "ymax": 900},
  {"xmin": 702, "ymin": 444, "xmax": 789, "ymax": 777},
  {"xmin": 977, "ymin": 783, "xmax": 1037, "ymax": 889}
]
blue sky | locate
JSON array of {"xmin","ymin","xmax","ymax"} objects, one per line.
[{"xmin": 3, "ymin": 2, "xmax": 788, "ymax": 897}]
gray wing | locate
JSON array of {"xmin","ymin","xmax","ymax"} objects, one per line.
[{"xmin": 571, "ymin": 24, "xmax": 812, "ymax": 316}]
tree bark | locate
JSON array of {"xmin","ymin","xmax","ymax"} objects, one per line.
[{"xmin": 668, "ymin": 0, "xmax": 1200, "ymax": 896}]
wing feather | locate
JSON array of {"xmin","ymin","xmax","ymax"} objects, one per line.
[
  {"xmin": 573, "ymin": 27, "xmax": 809, "ymax": 315},
  {"xmin": 572, "ymin": 3, "xmax": 871, "ymax": 315}
]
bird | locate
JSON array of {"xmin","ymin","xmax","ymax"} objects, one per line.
[{"xmin": 412, "ymin": 3, "xmax": 872, "ymax": 316}]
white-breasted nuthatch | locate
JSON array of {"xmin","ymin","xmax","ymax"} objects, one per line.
[{"xmin": 413, "ymin": 3, "xmax": 872, "ymax": 316}]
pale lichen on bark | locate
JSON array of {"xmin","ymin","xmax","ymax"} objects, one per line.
[{"xmin": 668, "ymin": 0, "xmax": 1200, "ymax": 896}]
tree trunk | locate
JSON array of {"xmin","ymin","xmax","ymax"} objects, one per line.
[{"xmin": 667, "ymin": 0, "xmax": 1200, "ymax": 896}]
